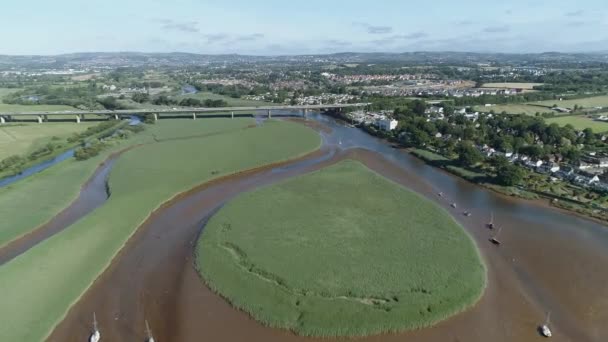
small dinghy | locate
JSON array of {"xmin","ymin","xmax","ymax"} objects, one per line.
[
  {"xmin": 451, "ymin": 203, "xmax": 457, "ymax": 208},
  {"xmin": 539, "ymin": 312, "xmax": 552, "ymax": 338},
  {"xmin": 489, "ymin": 227, "xmax": 502, "ymax": 245},
  {"xmin": 89, "ymin": 312, "xmax": 100, "ymax": 342},
  {"xmin": 464, "ymin": 211, "xmax": 472, "ymax": 217}
]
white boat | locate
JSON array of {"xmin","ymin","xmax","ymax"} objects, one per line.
[
  {"xmin": 89, "ymin": 312, "xmax": 100, "ymax": 342},
  {"xmin": 146, "ymin": 320, "xmax": 155, "ymax": 342},
  {"xmin": 540, "ymin": 312, "xmax": 552, "ymax": 337},
  {"xmin": 451, "ymin": 203, "xmax": 457, "ymax": 208},
  {"xmin": 464, "ymin": 211, "xmax": 472, "ymax": 217}
]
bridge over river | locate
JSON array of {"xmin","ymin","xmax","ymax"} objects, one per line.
[{"xmin": 0, "ymin": 103, "xmax": 369, "ymax": 123}]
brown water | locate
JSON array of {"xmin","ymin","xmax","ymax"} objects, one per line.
[
  {"xmin": 0, "ymin": 156, "xmax": 117, "ymax": 265},
  {"xmin": 46, "ymin": 112, "xmax": 608, "ymax": 341}
]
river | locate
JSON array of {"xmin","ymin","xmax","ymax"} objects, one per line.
[{"xmin": 43, "ymin": 111, "xmax": 608, "ymax": 342}]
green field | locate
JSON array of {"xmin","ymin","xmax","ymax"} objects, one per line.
[
  {"xmin": 475, "ymin": 104, "xmax": 554, "ymax": 115},
  {"xmin": 197, "ymin": 160, "xmax": 486, "ymax": 337},
  {"xmin": 0, "ymin": 123, "xmax": 96, "ymax": 160},
  {"xmin": 0, "ymin": 103, "xmax": 76, "ymax": 112},
  {"xmin": 178, "ymin": 91, "xmax": 274, "ymax": 107},
  {"xmin": 531, "ymin": 95, "xmax": 608, "ymax": 110},
  {"xmin": 545, "ymin": 116, "xmax": 608, "ymax": 132},
  {"xmin": 481, "ymin": 82, "xmax": 543, "ymax": 90},
  {"xmin": 0, "ymin": 88, "xmax": 22, "ymax": 98},
  {"xmin": 0, "ymin": 118, "xmax": 321, "ymax": 342}
]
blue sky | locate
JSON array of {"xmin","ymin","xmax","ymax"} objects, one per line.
[{"xmin": 2, "ymin": 0, "xmax": 608, "ymax": 55}]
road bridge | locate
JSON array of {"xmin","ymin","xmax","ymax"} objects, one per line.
[{"xmin": 0, "ymin": 103, "xmax": 370, "ymax": 123}]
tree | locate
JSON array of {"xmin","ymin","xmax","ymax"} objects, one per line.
[
  {"xmin": 132, "ymin": 93, "xmax": 150, "ymax": 103},
  {"xmin": 456, "ymin": 141, "xmax": 483, "ymax": 167},
  {"xmin": 495, "ymin": 164, "xmax": 524, "ymax": 186}
]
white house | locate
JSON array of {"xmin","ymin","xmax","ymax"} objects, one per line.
[{"xmin": 377, "ymin": 119, "xmax": 398, "ymax": 131}]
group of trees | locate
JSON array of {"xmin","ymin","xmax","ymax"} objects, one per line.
[
  {"xmin": 74, "ymin": 141, "xmax": 107, "ymax": 161},
  {"xmin": 149, "ymin": 95, "xmax": 228, "ymax": 108}
]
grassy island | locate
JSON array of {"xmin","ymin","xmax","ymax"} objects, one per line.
[{"xmin": 197, "ymin": 160, "xmax": 486, "ymax": 337}]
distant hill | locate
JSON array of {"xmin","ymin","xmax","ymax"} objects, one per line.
[{"xmin": 0, "ymin": 51, "xmax": 607, "ymax": 69}]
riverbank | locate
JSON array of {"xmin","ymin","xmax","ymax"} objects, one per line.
[{"xmin": 0, "ymin": 119, "xmax": 322, "ymax": 342}]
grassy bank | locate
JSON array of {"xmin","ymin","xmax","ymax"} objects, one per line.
[
  {"xmin": 197, "ymin": 160, "xmax": 486, "ymax": 337},
  {"xmin": 0, "ymin": 118, "xmax": 321, "ymax": 342},
  {"xmin": 0, "ymin": 122, "xmax": 97, "ymax": 160},
  {"xmin": 0, "ymin": 119, "xmax": 255, "ymax": 249}
]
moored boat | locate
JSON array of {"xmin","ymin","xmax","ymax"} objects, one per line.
[
  {"xmin": 146, "ymin": 320, "xmax": 155, "ymax": 342},
  {"xmin": 487, "ymin": 212, "xmax": 495, "ymax": 229},
  {"xmin": 89, "ymin": 312, "xmax": 100, "ymax": 342},
  {"xmin": 489, "ymin": 227, "xmax": 502, "ymax": 245},
  {"xmin": 539, "ymin": 312, "xmax": 552, "ymax": 337}
]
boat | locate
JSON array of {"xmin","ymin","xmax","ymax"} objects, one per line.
[
  {"xmin": 89, "ymin": 312, "xmax": 100, "ymax": 342},
  {"xmin": 489, "ymin": 227, "xmax": 502, "ymax": 245},
  {"xmin": 146, "ymin": 320, "xmax": 155, "ymax": 342},
  {"xmin": 451, "ymin": 203, "xmax": 457, "ymax": 208},
  {"xmin": 487, "ymin": 212, "xmax": 495, "ymax": 229},
  {"xmin": 539, "ymin": 312, "xmax": 552, "ymax": 337},
  {"xmin": 438, "ymin": 192, "xmax": 444, "ymax": 197},
  {"xmin": 464, "ymin": 211, "xmax": 472, "ymax": 217}
]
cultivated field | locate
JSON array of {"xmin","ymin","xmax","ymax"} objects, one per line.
[
  {"xmin": 545, "ymin": 116, "xmax": 608, "ymax": 133},
  {"xmin": 0, "ymin": 88, "xmax": 22, "ymax": 98},
  {"xmin": 0, "ymin": 118, "xmax": 321, "ymax": 341},
  {"xmin": 0, "ymin": 123, "xmax": 96, "ymax": 160},
  {"xmin": 197, "ymin": 160, "xmax": 486, "ymax": 337},
  {"xmin": 0, "ymin": 103, "xmax": 76, "ymax": 112},
  {"xmin": 481, "ymin": 82, "xmax": 543, "ymax": 90},
  {"xmin": 531, "ymin": 95, "xmax": 608, "ymax": 110},
  {"xmin": 475, "ymin": 104, "xmax": 554, "ymax": 115}
]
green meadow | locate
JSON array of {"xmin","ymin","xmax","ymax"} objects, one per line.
[{"xmin": 197, "ymin": 160, "xmax": 486, "ymax": 337}]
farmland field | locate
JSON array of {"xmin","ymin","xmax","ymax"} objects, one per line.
[
  {"xmin": 481, "ymin": 82, "xmax": 543, "ymax": 90},
  {"xmin": 0, "ymin": 103, "xmax": 76, "ymax": 112},
  {"xmin": 197, "ymin": 160, "xmax": 486, "ymax": 337},
  {"xmin": 0, "ymin": 88, "xmax": 23, "ymax": 98},
  {"xmin": 475, "ymin": 104, "xmax": 554, "ymax": 115},
  {"xmin": 545, "ymin": 116, "xmax": 608, "ymax": 132},
  {"xmin": 531, "ymin": 95, "xmax": 608, "ymax": 110},
  {"xmin": 0, "ymin": 123, "xmax": 96, "ymax": 160},
  {"xmin": 0, "ymin": 118, "xmax": 321, "ymax": 342}
]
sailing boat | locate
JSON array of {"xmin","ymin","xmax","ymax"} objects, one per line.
[
  {"xmin": 145, "ymin": 320, "xmax": 155, "ymax": 342},
  {"xmin": 89, "ymin": 312, "xmax": 100, "ymax": 342},
  {"xmin": 539, "ymin": 312, "xmax": 552, "ymax": 337},
  {"xmin": 487, "ymin": 212, "xmax": 495, "ymax": 229},
  {"xmin": 489, "ymin": 227, "xmax": 502, "ymax": 245}
]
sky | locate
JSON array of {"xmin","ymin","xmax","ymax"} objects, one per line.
[{"xmin": 2, "ymin": 0, "xmax": 608, "ymax": 55}]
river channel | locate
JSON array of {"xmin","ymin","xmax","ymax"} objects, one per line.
[{"xmin": 46, "ymin": 111, "xmax": 608, "ymax": 342}]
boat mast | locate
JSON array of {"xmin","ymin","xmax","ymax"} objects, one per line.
[{"xmin": 146, "ymin": 320, "xmax": 152, "ymax": 338}]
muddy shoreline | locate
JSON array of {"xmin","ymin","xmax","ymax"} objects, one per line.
[{"xmin": 45, "ymin": 115, "xmax": 608, "ymax": 341}]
